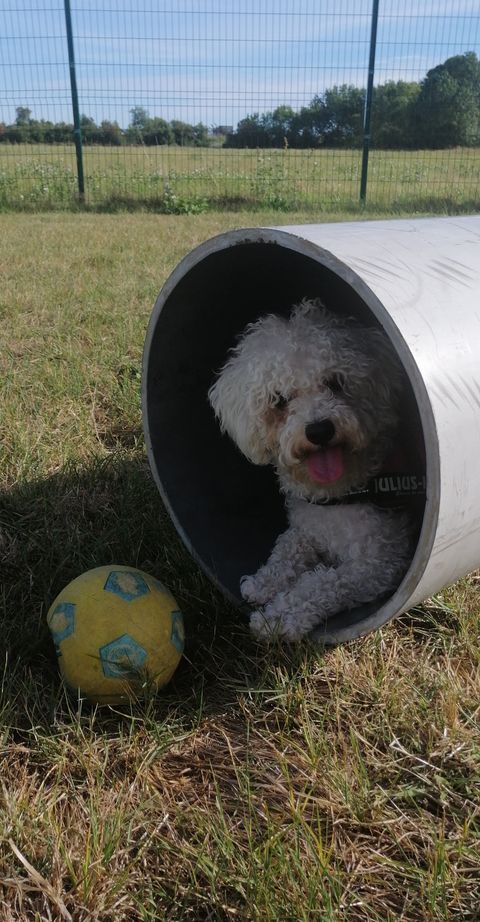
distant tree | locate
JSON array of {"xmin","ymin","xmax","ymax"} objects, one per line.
[
  {"xmin": 371, "ymin": 81, "xmax": 420, "ymax": 148},
  {"xmin": 170, "ymin": 119, "xmax": 196, "ymax": 145},
  {"xmin": 129, "ymin": 106, "xmax": 150, "ymax": 131},
  {"xmin": 39, "ymin": 121, "xmax": 54, "ymax": 143},
  {"xmin": 80, "ymin": 114, "xmax": 98, "ymax": 143},
  {"xmin": 193, "ymin": 122, "xmax": 209, "ymax": 146},
  {"xmin": 322, "ymin": 85, "xmax": 365, "ymax": 147},
  {"xmin": 226, "ymin": 113, "xmax": 267, "ymax": 147},
  {"xmin": 42, "ymin": 121, "xmax": 73, "ymax": 143},
  {"xmin": 5, "ymin": 106, "xmax": 32, "ymax": 141},
  {"xmin": 142, "ymin": 117, "xmax": 173, "ymax": 146},
  {"xmin": 27, "ymin": 119, "xmax": 46, "ymax": 143},
  {"xmin": 289, "ymin": 98, "xmax": 328, "ymax": 147},
  {"xmin": 15, "ymin": 106, "xmax": 32, "ymax": 126},
  {"xmin": 99, "ymin": 120, "xmax": 123, "ymax": 145},
  {"xmin": 413, "ymin": 52, "xmax": 480, "ymax": 148},
  {"xmin": 168, "ymin": 120, "xmax": 209, "ymax": 146},
  {"xmin": 262, "ymin": 106, "xmax": 296, "ymax": 147},
  {"xmin": 226, "ymin": 89, "xmax": 365, "ymax": 149}
]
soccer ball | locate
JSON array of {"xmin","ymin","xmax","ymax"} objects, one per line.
[{"xmin": 47, "ymin": 566, "xmax": 184, "ymax": 704}]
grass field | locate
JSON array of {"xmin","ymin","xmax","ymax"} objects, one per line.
[
  {"xmin": 0, "ymin": 145, "xmax": 479, "ymax": 213},
  {"xmin": 1, "ymin": 211, "xmax": 480, "ymax": 920}
]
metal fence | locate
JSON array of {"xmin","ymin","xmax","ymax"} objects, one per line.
[{"xmin": 1, "ymin": 1, "xmax": 479, "ymax": 213}]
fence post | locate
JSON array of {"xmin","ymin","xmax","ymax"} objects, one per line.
[
  {"xmin": 63, "ymin": 0, "xmax": 85, "ymax": 203},
  {"xmin": 360, "ymin": 0, "xmax": 380, "ymax": 203}
]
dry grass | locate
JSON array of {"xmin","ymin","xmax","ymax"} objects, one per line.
[
  {"xmin": 0, "ymin": 212, "xmax": 479, "ymax": 920},
  {"xmin": 1, "ymin": 603, "xmax": 479, "ymax": 920}
]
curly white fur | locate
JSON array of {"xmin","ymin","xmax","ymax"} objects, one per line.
[{"xmin": 208, "ymin": 299, "xmax": 412, "ymax": 642}]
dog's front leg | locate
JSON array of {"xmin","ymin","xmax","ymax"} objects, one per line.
[
  {"xmin": 240, "ymin": 526, "xmax": 326, "ymax": 606},
  {"xmin": 250, "ymin": 546, "xmax": 409, "ymax": 642}
]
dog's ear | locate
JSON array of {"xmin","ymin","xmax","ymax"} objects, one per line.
[{"xmin": 208, "ymin": 355, "xmax": 271, "ymax": 465}]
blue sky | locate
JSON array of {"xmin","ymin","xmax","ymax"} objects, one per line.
[{"xmin": 1, "ymin": 0, "xmax": 479, "ymax": 129}]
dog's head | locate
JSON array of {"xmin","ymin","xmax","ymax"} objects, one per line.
[{"xmin": 208, "ymin": 299, "xmax": 405, "ymax": 500}]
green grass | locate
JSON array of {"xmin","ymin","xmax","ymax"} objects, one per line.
[
  {"xmin": 0, "ymin": 144, "xmax": 479, "ymax": 213},
  {"xmin": 1, "ymin": 212, "xmax": 479, "ymax": 920}
]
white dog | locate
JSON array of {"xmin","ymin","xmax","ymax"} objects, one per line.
[{"xmin": 208, "ymin": 300, "xmax": 413, "ymax": 641}]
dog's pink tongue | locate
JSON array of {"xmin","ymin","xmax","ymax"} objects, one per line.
[{"xmin": 307, "ymin": 446, "xmax": 345, "ymax": 484}]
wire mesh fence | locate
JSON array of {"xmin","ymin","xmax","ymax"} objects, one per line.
[{"xmin": 0, "ymin": 1, "xmax": 479, "ymax": 213}]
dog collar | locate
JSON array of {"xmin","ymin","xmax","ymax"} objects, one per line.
[{"xmin": 316, "ymin": 472, "xmax": 426, "ymax": 508}]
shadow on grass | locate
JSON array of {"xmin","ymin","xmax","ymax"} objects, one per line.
[
  {"xmin": 1, "ymin": 453, "xmax": 310, "ymax": 731},
  {"xmin": 3, "ymin": 453, "xmax": 463, "ymax": 736}
]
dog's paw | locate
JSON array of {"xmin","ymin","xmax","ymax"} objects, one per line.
[
  {"xmin": 239, "ymin": 575, "xmax": 258, "ymax": 603},
  {"xmin": 249, "ymin": 608, "xmax": 281, "ymax": 641},
  {"xmin": 249, "ymin": 604, "xmax": 308, "ymax": 643},
  {"xmin": 240, "ymin": 574, "xmax": 276, "ymax": 606}
]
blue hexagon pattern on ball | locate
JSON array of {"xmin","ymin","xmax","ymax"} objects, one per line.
[
  {"xmin": 104, "ymin": 570, "xmax": 150, "ymax": 602},
  {"xmin": 170, "ymin": 611, "xmax": 185, "ymax": 654},
  {"xmin": 99, "ymin": 633, "xmax": 148, "ymax": 678},
  {"xmin": 48, "ymin": 602, "xmax": 76, "ymax": 644}
]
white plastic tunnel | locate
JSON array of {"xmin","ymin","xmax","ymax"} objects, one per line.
[{"xmin": 142, "ymin": 216, "xmax": 480, "ymax": 643}]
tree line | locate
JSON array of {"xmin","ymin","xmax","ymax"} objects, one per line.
[
  {"xmin": 227, "ymin": 53, "xmax": 480, "ymax": 150},
  {"xmin": 0, "ymin": 106, "xmax": 210, "ymax": 147},
  {"xmin": 1, "ymin": 53, "xmax": 479, "ymax": 150}
]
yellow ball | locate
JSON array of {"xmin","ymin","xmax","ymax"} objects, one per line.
[{"xmin": 47, "ymin": 566, "xmax": 184, "ymax": 704}]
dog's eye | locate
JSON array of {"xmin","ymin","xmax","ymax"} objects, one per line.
[
  {"xmin": 324, "ymin": 374, "xmax": 344, "ymax": 394},
  {"xmin": 272, "ymin": 394, "xmax": 288, "ymax": 410}
]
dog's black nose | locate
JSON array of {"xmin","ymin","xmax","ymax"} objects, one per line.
[{"xmin": 305, "ymin": 419, "xmax": 336, "ymax": 446}]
